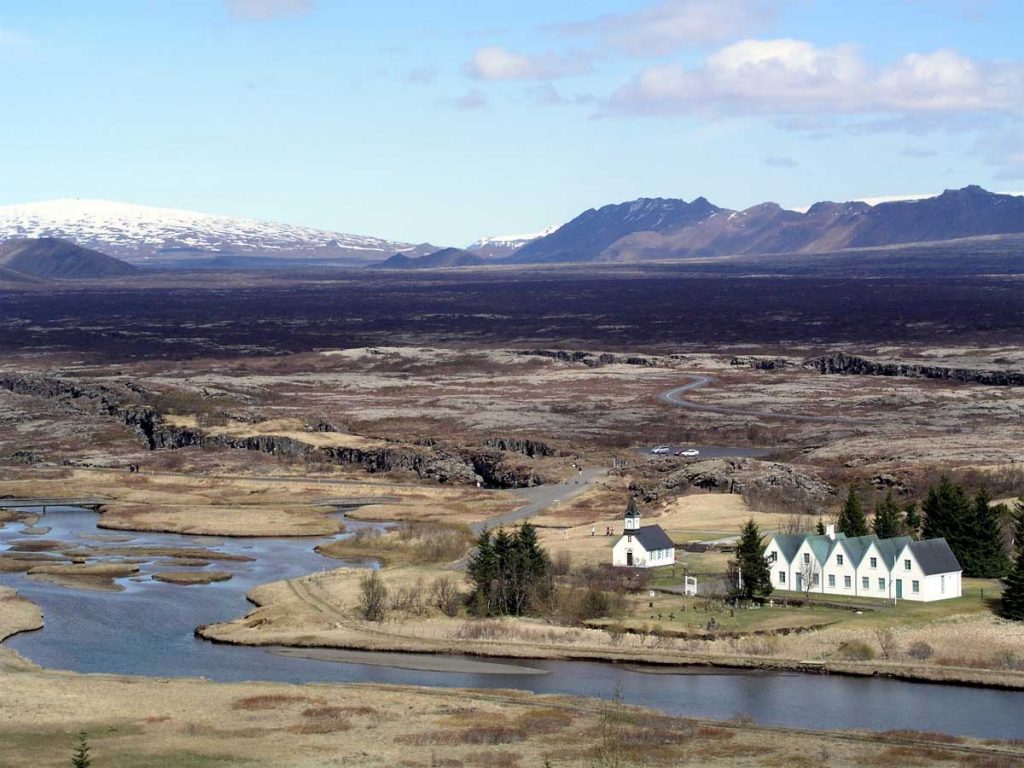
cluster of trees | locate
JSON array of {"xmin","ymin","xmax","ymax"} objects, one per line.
[
  {"xmin": 467, "ymin": 522, "xmax": 552, "ymax": 616},
  {"xmin": 828, "ymin": 481, "xmax": 1013, "ymax": 580},
  {"xmin": 831, "ymin": 488, "xmax": 919, "ymax": 540},
  {"xmin": 922, "ymin": 478, "xmax": 1010, "ymax": 579}
]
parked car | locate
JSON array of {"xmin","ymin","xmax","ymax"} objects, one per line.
[
  {"xmin": 650, "ymin": 446, "xmax": 671, "ymax": 455},
  {"xmin": 676, "ymin": 448, "xmax": 700, "ymax": 457}
]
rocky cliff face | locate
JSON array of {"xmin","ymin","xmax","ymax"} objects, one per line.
[
  {"xmin": 0, "ymin": 376, "xmax": 544, "ymax": 488},
  {"xmin": 628, "ymin": 458, "xmax": 835, "ymax": 505},
  {"xmin": 516, "ymin": 349, "xmax": 658, "ymax": 368},
  {"xmin": 803, "ymin": 352, "xmax": 1024, "ymax": 386}
]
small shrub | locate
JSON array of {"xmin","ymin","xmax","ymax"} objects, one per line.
[
  {"xmin": 390, "ymin": 577, "xmax": 427, "ymax": 615},
  {"xmin": 359, "ymin": 571, "xmax": 388, "ymax": 622},
  {"xmin": 907, "ymin": 641, "xmax": 933, "ymax": 660},
  {"xmin": 552, "ymin": 550, "xmax": 572, "ymax": 577},
  {"xmin": 431, "ymin": 575, "xmax": 463, "ymax": 618},
  {"xmin": 837, "ymin": 640, "xmax": 877, "ymax": 661},
  {"xmin": 513, "ymin": 708, "xmax": 572, "ymax": 734}
]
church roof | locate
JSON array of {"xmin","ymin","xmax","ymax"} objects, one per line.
[{"xmin": 624, "ymin": 525, "xmax": 674, "ymax": 551}]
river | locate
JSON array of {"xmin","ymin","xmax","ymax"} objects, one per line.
[{"xmin": 2, "ymin": 506, "xmax": 1022, "ymax": 739}]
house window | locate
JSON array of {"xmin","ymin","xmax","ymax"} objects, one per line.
[
  {"xmin": 768, "ymin": 551, "xmax": 777, "ymax": 563},
  {"xmin": 828, "ymin": 574, "xmax": 836, "ymax": 588},
  {"xmin": 912, "ymin": 580, "xmax": 920, "ymax": 594},
  {"xmin": 862, "ymin": 577, "xmax": 869, "ymax": 590},
  {"xmin": 879, "ymin": 578, "xmax": 886, "ymax": 590},
  {"xmin": 803, "ymin": 553, "xmax": 810, "ymax": 564},
  {"xmin": 837, "ymin": 554, "xmax": 844, "ymax": 566},
  {"xmin": 627, "ymin": 535, "xmax": 632, "ymax": 543},
  {"xmin": 779, "ymin": 571, "xmax": 786, "ymax": 584},
  {"xmin": 844, "ymin": 575, "xmax": 852, "ymax": 588},
  {"xmin": 904, "ymin": 559, "xmax": 911, "ymax": 571},
  {"xmin": 870, "ymin": 557, "xmax": 877, "ymax": 568},
  {"xmin": 813, "ymin": 573, "xmax": 820, "ymax": 586}
]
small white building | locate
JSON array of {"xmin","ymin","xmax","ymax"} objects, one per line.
[
  {"xmin": 612, "ymin": 499, "xmax": 676, "ymax": 569},
  {"xmin": 764, "ymin": 525, "xmax": 962, "ymax": 602}
]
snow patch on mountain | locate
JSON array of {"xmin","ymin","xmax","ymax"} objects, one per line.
[{"xmin": 0, "ymin": 199, "xmax": 423, "ymax": 264}]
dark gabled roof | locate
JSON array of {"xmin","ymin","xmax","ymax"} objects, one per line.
[
  {"xmin": 771, "ymin": 534, "xmax": 805, "ymax": 563},
  {"xmin": 625, "ymin": 525, "xmax": 674, "ymax": 551},
  {"xmin": 908, "ymin": 538, "xmax": 962, "ymax": 575}
]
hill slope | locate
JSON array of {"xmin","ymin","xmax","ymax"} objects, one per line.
[
  {"xmin": 0, "ymin": 238, "xmax": 137, "ymax": 278},
  {"xmin": 0, "ymin": 199, "xmax": 433, "ymax": 267},
  {"xmin": 377, "ymin": 247, "xmax": 485, "ymax": 269}
]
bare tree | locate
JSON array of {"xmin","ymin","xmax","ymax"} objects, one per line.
[
  {"xmin": 430, "ymin": 575, "xmax": 463, "ymax": 617},
  {"xmin": 799, "ymin": 558, "xmax": 821, "ymax": 599}
]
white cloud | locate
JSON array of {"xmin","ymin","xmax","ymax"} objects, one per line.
[
  {"xmin": 469, "ymin": 46, "xmax": 590, "ymax": 81},
  {"xmin": 610, "ymin": 39, "xmax": 1024, "ymax": 117},
  {"xmin": 562, "ymin": 0, "xmax": 779, "ymax": 56},
  {"xmin": 224, "ymin": 0, "xmax": 313, "ymax": 21}
]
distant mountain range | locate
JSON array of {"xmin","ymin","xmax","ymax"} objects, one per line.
[
  {"xmin": 0, "ymin": 237, "xmax": 137, "ymax": 280},
  {"xmin": 0, "ymin": 199, "xmax": 434, "ymax": 267},
  {"xmin": 505, "ymin": 186, "xmax": 1024, "ymax": 264}
]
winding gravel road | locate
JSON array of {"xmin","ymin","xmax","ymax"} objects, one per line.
[{"xmin": 659, "ymin": 374, "xmax": 872, "ymax": 425}]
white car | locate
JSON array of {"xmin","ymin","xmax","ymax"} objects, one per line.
[
  {"xmin": 650, "ymin": 446, "xmax": 671, "ymax": 455},
  {"xmin": 678, "ymin": 448, "xmax": 700, "ymax": 457}
]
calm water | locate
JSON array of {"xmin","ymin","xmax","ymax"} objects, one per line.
[{"xmin": 2, "ymin": 507, "xmax": 1023, "ymax": 739}]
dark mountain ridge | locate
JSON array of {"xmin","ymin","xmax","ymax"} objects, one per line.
[
  {"xmin": 0, "ymin": 237, "xmax": 138, "ymax": 279},
  {"xmin": 376, "ymin": 247, "xmax": 485, "ymax": 270},
  {"xmin": 506, "ymin": 186, "xmax": 1024, "ymax": 264}
]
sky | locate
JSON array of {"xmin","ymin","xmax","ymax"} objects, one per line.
[{"xmin": 1, "ymin": 0, "xmax": 1022, "ymax": 245}]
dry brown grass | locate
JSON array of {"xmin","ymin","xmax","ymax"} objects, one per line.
[
  {"xmin": 231, "ymin": 693, "xmax": 316, "ymax": 711},
  {"xmin": 152, "ymin": 570, "xmax": 232, "ymax": 586}
]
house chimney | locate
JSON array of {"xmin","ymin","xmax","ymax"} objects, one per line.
[{"xmin": 825, "ymin": 524, "xmax": 836, "ymax": 540}]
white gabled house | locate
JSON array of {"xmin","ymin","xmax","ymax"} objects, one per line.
[
  {"xmin": 764, "ymin": 525, "xmax": 961, "ymax": 602},
  {"xmin": 612, "ymin": 499, "xmax": 676, "ymax": 569}
]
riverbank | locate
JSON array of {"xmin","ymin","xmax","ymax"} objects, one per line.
[
  {"xmin": 3, "ymin": 589, "xmax": 1024, "ymax": 768},
  {"xmin": 199, "ymin": 566, "xmax": 1024, "ymax": 691}
]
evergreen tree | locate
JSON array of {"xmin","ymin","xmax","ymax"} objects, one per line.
[
  {"xmin": 922, "ymin": 476, "xmax": 970, "ymax": 544},
  {"xmin": 71, "ymin": 732, "xmax": 91, "ymax": 768},
  {"xmin": 1001, "ymin": 510, "xmax": 1024, "ymax": 621},
  {"xmin": 730, "ymin": 519, "xmax": 773, "ymax": 601},
  {"xmin": 466, "ymin": 529, "xmax": 495, "ymax": 613},
  {"xmin": 814, "ymin": 517, "xmax": 826, "ymax": 536},
  {"xmin": 836, "ymin": 487, "xmax": 869, "ymax": 537},
  {"xmin": 903, "ymin": 501, "xmax": 922, "ymax": 539},
  {"xmin": 872, "ymin": 490, "xmax": 903, "ymax": 539},
  {"xmin": 966, "ymin": 489, "xmax": 1011, "ymax": 578}
]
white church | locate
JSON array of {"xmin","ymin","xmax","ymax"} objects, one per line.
[
  {"xmin": 764, "ymin": 524, "xmax": 962, "ymax": 602},
  {"xmin": 612, "ymin": 499, "xmax": 676, "ymax": 569}
]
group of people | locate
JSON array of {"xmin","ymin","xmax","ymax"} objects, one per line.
[{"xmin": 591, "ymin": 525, "xmax": 616, "ymax": 537}]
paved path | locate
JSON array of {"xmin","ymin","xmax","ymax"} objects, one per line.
[
  {"xmin": 473, "ymin": 468, "xmax": 606, "ymax": 533},
  {"xmin": 659, "ymin": 375, "xmax": 871, "ymax": 425}
]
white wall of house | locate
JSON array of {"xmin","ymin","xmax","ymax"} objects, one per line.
[
  {"xmin": 822, "ymin": 541, "xmax": 858, "ymax": 596},
  {"xmin": 764, "ymin": 540, "xmax": 791, "ymax": 591},
  {"xmin": 791, "ymin": 540, "xmax": 825, "ymax": 594},
  {"xmin": 854, "ymin": 542, "xmax": 892, "ymax": 599},
  {"xmin": 892, "ymin": 545, "xmax": 962, "ymax": 602}
]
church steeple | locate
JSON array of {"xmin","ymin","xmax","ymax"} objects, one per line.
[{"xmin": 624, "ymin": 497, "xmax": 640, "ymax": 531}]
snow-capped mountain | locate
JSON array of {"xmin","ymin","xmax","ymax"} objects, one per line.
[
  {"xmin": 0, "ymin": 199, "xmax": 432, "ymax": 267},
  {"xmin": 467, "ymin": 226, "xmax": 557, "ymax": 258}
]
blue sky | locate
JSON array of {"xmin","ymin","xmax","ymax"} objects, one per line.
[{"xmin": 1, "ymin": 0, "xmax": 1022, "ymax": 245}]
